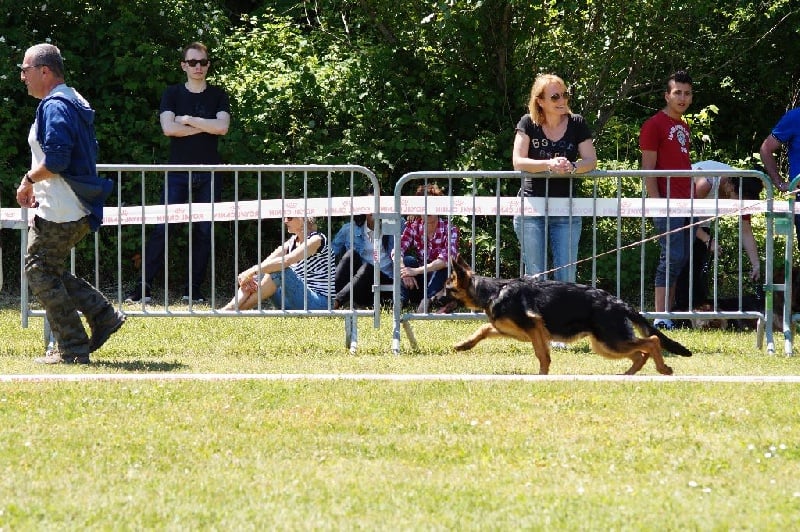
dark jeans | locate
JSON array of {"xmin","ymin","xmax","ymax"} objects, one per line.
[
  {"xmin": 334, "ymin": 249, "xmax": 392, "ymax": 308},
  {"xmin": 26, "ymin": 216, "xmax": 115, "ymax": 356},
  {"xmin": 139, "ymin": 171, "xmax": 222, "ymax": 293},
  {"xmin": 400, "ymin": 255, "xmax": 447, "ymax": 306},
  {"xmin": 674, "ymin": 234, "xmax": 711, "ymax": 311}
]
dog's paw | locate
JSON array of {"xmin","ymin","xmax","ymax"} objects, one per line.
[{"xmin": 453, "ymin": 341, "xmax": 474, "ymax": 351}]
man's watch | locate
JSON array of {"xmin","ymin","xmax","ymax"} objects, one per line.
[{"xmin": 24, "ymin": 172, "xmax": 34, "ymax": 184}]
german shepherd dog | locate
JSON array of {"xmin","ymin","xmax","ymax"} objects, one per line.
[{"xmin": 438, "ymin": 255, "xmax": 692, "ymax": 375}]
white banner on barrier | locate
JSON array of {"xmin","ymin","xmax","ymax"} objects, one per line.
[{"xmin": 0, "ymin": 196, "xmax": 788, "ymax": 227}]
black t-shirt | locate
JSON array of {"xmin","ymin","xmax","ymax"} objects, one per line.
[
  {"xmin": 159, "ymin": 83, "xmax": 230, "ymax": 164},
  {"xmin": 517, "ymin": 113, "xmax": 592, "ymax": 198}
]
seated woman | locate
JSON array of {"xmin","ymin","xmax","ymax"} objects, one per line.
[
  {"xmin": 396, "ymin": 183, "xmax": 459, "ymax": 312},
  {"xmin": 221, "ymin": 216, "xmax": 335, "ymax": 311}
]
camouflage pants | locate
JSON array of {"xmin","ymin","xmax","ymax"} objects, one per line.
[{"xmin": 25, "ymin": 216, "xmax": 114, "ymax": 357}]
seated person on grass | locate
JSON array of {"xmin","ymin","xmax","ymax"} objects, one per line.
[
  {"xmin": 394, "ymin": 183, "xmax": 460, "ymax": 313},
  {"xmin": 221, "ymin": 216, "xmax": 335, "ymax": 311},
  {"xmin": 331, "ymin": 203, "xmax": 396, "ymax": 309}
]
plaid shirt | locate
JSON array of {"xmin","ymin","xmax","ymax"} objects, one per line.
[{"xmin": 399, "ymin": 217, "xmax": 459, "ymax": 262}]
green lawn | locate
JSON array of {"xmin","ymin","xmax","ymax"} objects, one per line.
[{"xmin": 1, "ymin": 305, "xmax": 799, "ymax": 530}]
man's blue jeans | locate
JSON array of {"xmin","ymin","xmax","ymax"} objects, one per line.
[
  {"xmin": 140, "ymin": 171, "xmax": 221, "ymax": 293},
  {"xmin": 653, "ymin": 216, "xmax": 691, "ymax": 288},
  {"xmin": 513, "ymin": 215, "xmax": 581, "ymax": 282}
]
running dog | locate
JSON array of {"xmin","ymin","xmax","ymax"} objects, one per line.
[{"xmin": 438, "ymin": 255, "xmax": 691, "ymax": 375}]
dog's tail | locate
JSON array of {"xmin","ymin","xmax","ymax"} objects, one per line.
[{"xmin": 629, "ymin": 311, "xmax": 692, "ymax": 357}]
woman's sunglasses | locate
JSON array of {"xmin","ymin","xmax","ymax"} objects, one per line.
[{"xmin": 544, "ymin": 92, "xmax": 570, "ymax": 102}]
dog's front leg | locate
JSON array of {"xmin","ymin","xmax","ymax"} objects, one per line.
[
  {"xmin": 528, "ymin": 319, "xmax": 551, "ymax": 375},
  {"xmin": 454, "ymin": 324, "xmax": 499, "ymax": 351}
]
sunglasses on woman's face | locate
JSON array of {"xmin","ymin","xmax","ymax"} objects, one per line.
[
  {"xmin": 546, "ymin": 92, "xmax": 570, "ymax": 102},
  {"xmin": 183, "ymin": 59, "xmax": 209, "ymax": 67}
]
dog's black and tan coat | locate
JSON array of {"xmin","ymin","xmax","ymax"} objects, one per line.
[{"xmin": 440, "ymin": 255, "xmax": 691, "ymax": 375}]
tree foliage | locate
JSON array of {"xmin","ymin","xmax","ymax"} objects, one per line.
[{"xmin": 1, "ymin": 0, "xmax": 799, "ymax": 292}]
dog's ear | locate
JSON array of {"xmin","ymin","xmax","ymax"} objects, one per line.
[
  {"xmin": 452, "ymin": 253, "xmax": 469, "ymax": 271},
  {"xmin": 450, "ymin": 254, "xmax": 472, "ymax": 285},
  {"xmin": 450, "ymin": 254, "xmax": 471, "ymax": 278}
]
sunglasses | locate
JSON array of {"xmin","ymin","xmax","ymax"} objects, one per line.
[
  {"xmin": 19, "ymin": 64, "xmax": 45, "ymax": 74},
  {"xmin": 545, "ymin": 92, "xmax": 570, "ymax": 102},
  {"xmin": 183, "ymin": 59, "xmax": 210, "ymax": 67}
]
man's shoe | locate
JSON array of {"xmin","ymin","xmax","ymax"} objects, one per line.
[
  {"xmin": 181, "ymin": 293, "xmax": 207, "ymax": 304},
  {"xmin": 35, "ymin": 348, "xmax": 90, "ymax": 365},
  {"xmin": 125, "ymin": 285, "xmax": 152, "ymax": 304},
  {"xmin": 89, "ymin": 310, "xmax": 126, "ymax": 353},
  {"xmin": 654, "ymin": 318, "xmax": 675, "ymax": 331}
]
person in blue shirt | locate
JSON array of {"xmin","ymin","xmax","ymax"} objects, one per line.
[
  {"xmin": 760, "ymin": 108, "xmax": 800, "ymax": 250},
  {"xmin": 16, "ymin": 43, "xmax": 124, "ymax": 364}
]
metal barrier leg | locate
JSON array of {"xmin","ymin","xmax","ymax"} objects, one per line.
[
  {"xmin": 402, "ymin": 319, "xmax": 418, "ymax": 351},
  {"xmin": 350, "ymin": 316, "xmax": 358, "ymax": 355},
  {"xmin": 786, "ymin": 314, "xmax": 796, "ymax": 357},
  {"xmin": 391, "ymin": 316, "xmax": 402, "ymax": 355},
  {"xmin": 344, "ymin": 313, "xmax": 358, "ymax": 354}
]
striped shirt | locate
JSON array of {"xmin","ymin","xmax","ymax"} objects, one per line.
[{"xmin": 287, "ymin": 231, "xmax": 335, "ymax": 297}]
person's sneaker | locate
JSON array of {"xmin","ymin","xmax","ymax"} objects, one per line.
[
  {"xmin": 654, "ymin": 318, "xmax": 675, "ymax": 330},
  {"xmin": 89, "ymin": 310, "xmax": 126, "ymax": 353},
  {"xmin": 34, "ymin": 347, "xmax": 90, "ymax": 365},
  {"xmin": 181, "ymin": 293, "xmax": 207, "ymax": 304},
  {"xmin": 550, "ymin": 341, "xmax": 568, "ymax": 349},
  {"xmin": 125, "ymin": 285, "xmax": 152, "ymax": 304}
]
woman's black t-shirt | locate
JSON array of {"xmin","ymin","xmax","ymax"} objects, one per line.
[{"xmin": 517, "ymin": 113, "xmax": 592, "ymax": 198}]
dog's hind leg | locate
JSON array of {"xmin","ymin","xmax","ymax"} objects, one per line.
[
  {"xmin": 590, "ymin": 337, "xmax": 673, "ymax": 376},
  {"xmin": 641, "ymin": 336, "xmax": 674, "ymax": 375},
  {"xmin": 590, "ymin": 337, "xmax": 645, "ymax": 375},
  {"xmin": 622, "ymin": 353, "xmax": 648, "ymax": 375},
  {"xmin": 454, "ymin": 323, "xmax": 501, "ymax": 351}
]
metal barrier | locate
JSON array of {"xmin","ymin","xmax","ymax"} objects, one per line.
[
  {"xmin": 389, "ymin": 169, "xmax": 790, "ymax": 355},
  {"xmin": 14, "ymin": 164, "xmax": 382, "ymax": 353},
  {"xmin": 6, "ymin": 165, "xmax": 797, "ymax": 357}
]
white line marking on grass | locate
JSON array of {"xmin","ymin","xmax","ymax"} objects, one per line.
[{"xmin": 2, "ymin": 373, "xmax": 800, "ymax": 383}]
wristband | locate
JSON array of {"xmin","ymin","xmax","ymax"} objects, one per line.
[{"xmin": 25, "ymin": 172, "xmax": 34, "ymax": 184}]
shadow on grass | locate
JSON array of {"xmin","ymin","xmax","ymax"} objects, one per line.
[{"xmin": 96, "ymin": 360, "xmax": 188, "ymax": 372}]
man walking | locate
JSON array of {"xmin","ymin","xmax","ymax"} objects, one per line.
[
  {"xmin": 640, "ymin": 70, "xmax": 694, "ymax": 330},
  {"xmin": 126, "ymin": 42, "xmax": 230, "ymax": 304},
  {"xmin": 17, "ymin": 43, "xmax": 124, "ymax": 364}
]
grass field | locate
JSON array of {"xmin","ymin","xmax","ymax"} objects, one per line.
[{"xmin": 1, "ymin": 304, "xmax": 800, "ymax": 530}]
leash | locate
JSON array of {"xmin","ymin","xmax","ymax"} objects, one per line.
[{"xmin": 540, "ymin": 189, "xmax": 798, "ymax": 279}]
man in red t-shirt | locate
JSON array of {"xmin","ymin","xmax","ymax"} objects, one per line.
[{"xmin": 639, "ymin": 70, "xmax": 693, "ymax": 330}]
